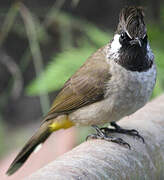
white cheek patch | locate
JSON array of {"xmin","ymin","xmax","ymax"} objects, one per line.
[
  {"xmin": 110, "ymin": 34, "xmax": 122, "ymax": 53},
  {"xmin": 107, "ymin": 34, "xmax": 122, "ymax": 60}
]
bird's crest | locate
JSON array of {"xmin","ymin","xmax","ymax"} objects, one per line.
[{"xmin": 117, "ymin": 7, "xmax": 146, "ymax": 39}]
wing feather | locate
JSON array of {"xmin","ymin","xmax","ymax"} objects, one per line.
[{"xmin": 47, "ymin": 46, "xmax": 111, "ymax": 118}]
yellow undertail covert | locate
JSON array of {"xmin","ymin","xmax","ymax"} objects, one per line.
[{"xmin": 49, "ymin": 115, "xmax": 75, "ymax": 132}]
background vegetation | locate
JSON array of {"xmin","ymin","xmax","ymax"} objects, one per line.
[{"xmin": 0, "ymin": 0, "xmax": 164, "ymax": 158}]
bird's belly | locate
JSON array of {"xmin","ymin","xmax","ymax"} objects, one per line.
[
  {"xmin": 69, "ymin": 63, "xmax": 156, "ymax": 126},
  {"xmin": 69, "ymin": 98, "xmax": 117, "ymax": 126}
]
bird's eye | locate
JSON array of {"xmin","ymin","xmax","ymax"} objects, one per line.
[
  {"xmin": 120, "ymin": 33, "xmax": 125, "ymax": 39},
  {"xmin": 119, "ymin": 32, "xmax": 131, "ymax": 44}
]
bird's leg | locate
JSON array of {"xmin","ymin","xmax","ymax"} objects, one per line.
[
  {"xmin": 101, "ymin": 122, "xmax": 144, "ymax": 143},
  {"xmin": 86, "ymin": 125, "xmax": 130, "ymax": 149}
]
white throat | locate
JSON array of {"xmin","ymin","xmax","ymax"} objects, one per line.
[
  {"xmin": 107, "ymin": 34, "xmax": 121, "ymax": 60},
  {"xmin": 110, "ymin": 34, "xmax": 121, "ymax": 54}
]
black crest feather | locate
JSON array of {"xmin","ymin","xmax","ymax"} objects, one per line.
[{"xmin": 117, "ymin": 7, "xmax": 146, "ymax": 38}]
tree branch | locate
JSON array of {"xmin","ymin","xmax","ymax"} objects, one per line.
[{"xmin": 25, "ymin": 94, "xmax": 164, "ymax": 180}]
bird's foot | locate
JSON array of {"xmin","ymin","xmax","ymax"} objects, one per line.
[
  {"xmin": 86, "ymin": 125, "xmax": 130, "ymax": 149},
  {"xmin": 100, "ymin": 122, "xmax": 144, "ymax": 143}
]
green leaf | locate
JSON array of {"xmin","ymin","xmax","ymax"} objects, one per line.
[
  {"xmin": 152, "ymin": 78, "xmax": 163, "ymax": 98},
  {"xmin": 26, "ymin": 46, "xmax": 95, "ymax": 95},
  {"xmin": 151, "ymin": 49, "xmax": 164, "ymax": 98}
]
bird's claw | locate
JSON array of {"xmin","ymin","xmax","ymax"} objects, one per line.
[
  {"xmin": 101, "ymin": 124, "xmax": 145, "ymax": 143},
  {"xmin": 86, "ymin": 125, "xmax": 131, "ymax": 149}
]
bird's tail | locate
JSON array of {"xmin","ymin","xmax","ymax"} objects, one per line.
[{"xmin": 6, "ymin": 115, "xmax": 74, "ymax": 175}]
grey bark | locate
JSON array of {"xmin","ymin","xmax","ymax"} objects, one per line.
[{"xmin": 25, "ymin": 94, "xmax": 164, "ymax": 180}]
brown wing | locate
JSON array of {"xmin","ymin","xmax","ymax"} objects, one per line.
[{"xmin": 47, "ymin": 46, "xmax": 111, "ymax": 118}]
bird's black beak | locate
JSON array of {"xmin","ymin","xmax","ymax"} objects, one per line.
[{"xmin": 130, "ymin": 39, "xmax": 142, "ymax": 47}]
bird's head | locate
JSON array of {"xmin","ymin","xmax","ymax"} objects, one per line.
[
  {"xmin": 108, "ymin": 6, "xmax": 153, "ymax": 72},
  {"xmin": 117, "ymin": 6, "xmax": 147, "ymax": 48}
]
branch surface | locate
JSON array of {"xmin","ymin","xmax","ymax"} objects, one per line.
[{"xmin": 25, "ymin": 94, "xmax": 164, "ymax": 180}]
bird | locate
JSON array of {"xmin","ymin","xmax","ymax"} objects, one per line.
[{"xmin": 6, "ymin": 6, "xmax": 156, "ymax": 175}]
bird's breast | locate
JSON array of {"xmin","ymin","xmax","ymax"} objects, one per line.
[
  {"xmin": 69, "ymin": 60, "xmax": 156, "ymax": 126},
  {"xmin": 105, "ymin": 60, "xmax": 157, "ymax": 119}
]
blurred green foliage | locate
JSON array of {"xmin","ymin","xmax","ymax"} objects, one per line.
[
  {"xmin": 152, "ymin": 49, "xmax": 164, "ymax": 98},
  {"xmin": 147, "ymin": 25, "xmax": 164, "ymax": 97},
  {"xmin": 26, "ymin": 47, "xmax": 94, "ymax": 94}
]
